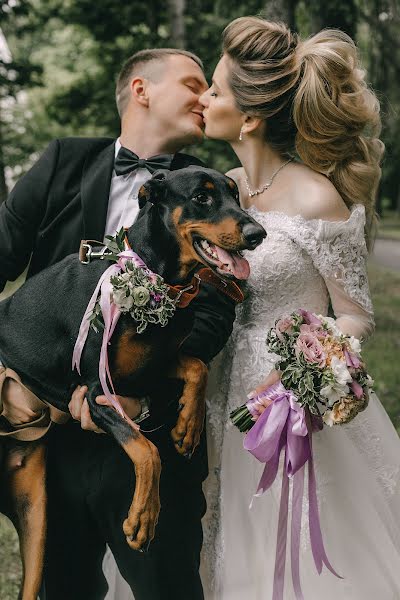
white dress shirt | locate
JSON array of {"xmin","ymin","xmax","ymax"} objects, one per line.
[{"xmin": 104, "ymin": 139, "xmax": 153, "ymax": 239}]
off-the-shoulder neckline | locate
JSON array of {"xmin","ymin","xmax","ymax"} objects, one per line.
[{"xmin": 243, "ymin": 203, "xmax": 364, "ymax": 226}]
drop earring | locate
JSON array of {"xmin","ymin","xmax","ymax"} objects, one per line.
[{"xmin": 239, "ymin": 127, "xmax": 244, "ymax": 141}]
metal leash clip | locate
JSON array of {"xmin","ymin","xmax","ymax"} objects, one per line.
[
  {"xmin": 173, "ymin": 283, "xmax": 194, "ymax": 304},
  {"xmin": 133, "ymin": 396, "xmax": 151, "ymax": 424},
  {"xmin": 80, "ymin": 244, "xmax": 112, "ymax": 264}
]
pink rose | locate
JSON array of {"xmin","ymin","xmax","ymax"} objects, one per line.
[
  {"xmin": 295, "ymin": 332, "xmax": 326, "ymax": 367},
  {"xmin": 350, "ymin": 379, "xmax": 364, "ymax": 399},
  {"xmin": 300, "ymin": 323, "xmax": 327, "ymax": 339},
  {"xmin": 344, "ymin": 349, "xmax": 361, "ymax": 369},
  {"xmin": 298, "ymin": 309, "xmax": 322, "ymax": 326},
  {"xmin": 276, "ymin": 316, "xmax": 295, "ymax": 341}
]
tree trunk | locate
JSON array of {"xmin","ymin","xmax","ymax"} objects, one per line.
[
  {"xmin": 309, "ymin": 0, "xmax": 358, "ymax": 38},
  {"xmin": 168, "ymin": 0, "xmax": 186, "ymax": 49},
  {"xmin": 147, "ymin": 0, "xmax": 161, "ymax": 45},
  {"xmin": 264, "ymin": 0, "xmax": 298, "ymax": 30},
  {"xmin": 0, "ymin": 114, "xmax": 8, "ymax": 204}
]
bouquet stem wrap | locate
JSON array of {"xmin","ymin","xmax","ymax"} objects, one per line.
[
  {"xmin": 72, "ymin": 249, "xmax": 148, "ymax": 426},
  {"xmin": 244, "ymin": 381, "xmax": 341, "ymax": 599}
]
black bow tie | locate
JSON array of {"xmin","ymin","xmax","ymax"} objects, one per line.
[{"xmin": 114, "ymin": 146, "xmax": 174, "ymax": 176}]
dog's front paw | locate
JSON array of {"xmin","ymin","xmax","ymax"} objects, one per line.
[
  {"xmin": 123, "ymin": 505, "xmax": 159, "ymax": 553},
  {"xmin": 123, "ymin": 445, "xmax": 161, "ymax": 552},
  {"xmin": 171, "ymin": 401, "xmax": 205, "ymax": 458}
]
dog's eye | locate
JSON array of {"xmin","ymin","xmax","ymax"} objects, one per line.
[{"xmin": 192, "ymin": 193, "xmax": 213, "ymax": 206}]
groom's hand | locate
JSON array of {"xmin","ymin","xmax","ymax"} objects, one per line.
[{"xmin": 68, "ymin": 385, "xmax": 142, "ymax": 433}]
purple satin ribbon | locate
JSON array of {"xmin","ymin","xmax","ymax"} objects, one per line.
[
  {"xmin": 244, "ymin": 382, "xmax": 341, "ymax": 599},
  {"xmin": 72, "ymin": 248, "xmax": 151, "ymax": 425}
]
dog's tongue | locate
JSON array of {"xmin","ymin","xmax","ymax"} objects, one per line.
[{"xmin": 213, "ymin": 245, "xmax": 250, "ymax": 280}]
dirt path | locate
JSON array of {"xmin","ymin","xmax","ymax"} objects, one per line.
[{"xmin": 369, "ymin": 238, "xmax": 400, "ymax": 273}]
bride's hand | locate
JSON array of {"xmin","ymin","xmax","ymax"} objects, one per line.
[{"xmin": 248, "ymin": 369, "xmax": 281, "ymax": 397}]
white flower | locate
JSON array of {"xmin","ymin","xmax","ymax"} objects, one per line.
[
  {"xmin": 320, "ymin": 382, "xmax": 349, "ymax": 406},
  {"xmin": 132, "ymin": 286, "xmax": 150, "ymax": 306},
  {"xmin": 348, "ymin": 336, "xmax": 361, "ymax": 354},
  {"xmin": 330, "ymin": 356, "xmax": 352, "ymax": 386},
  {"xmin": 112, "ymin": 288, "xmax": 134, "ymax": 310},
  {"xmin": 366, "ymin": 374, "xmax": 374, "ymax": 388},
  {"xmin": 320, "ymin": 356, "xmax": 352, "ymax": 405},
  {"xmin": 323, "ymin": 410, "xmax": 334, "ymax": 427},
  {"xmin": 320, "ymin": 316, "xmax": 342, "ymax": 337}
]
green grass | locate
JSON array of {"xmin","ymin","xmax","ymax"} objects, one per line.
[
  {"xmin": 0, "ymin": 515, "xmax": 22, "ymax": 600},
  {"xmin": 378, "ymin": 211, "xmax": 400, "ymax": 241},
  {"xmin": 0, "ymin": 264, "xmax": 399, "ymax": 596},
  {"xmin": 364, "ymin": 264, "xmax": 400, "ymax": 433}
]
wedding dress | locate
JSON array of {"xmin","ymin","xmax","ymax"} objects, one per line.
[
  {"xmin": 103, "ymin": 204, "xmax": 400, "ymax": 599},
  {"xmin": 201, "ymin": 204, "xmax": 400, "ymax": 600}
]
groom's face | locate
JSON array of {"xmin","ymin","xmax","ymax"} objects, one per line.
[{"xmin": 147, "ymin": 55, "xmax": 208, "ymax": 146}]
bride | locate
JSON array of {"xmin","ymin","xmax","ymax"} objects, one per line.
[
  {"xmin": 198, "ymin": 16, "xmax": 400, "ymax": 600},
  {"xmin": 103, "ymin": 16, "xmax": 400, "ymax": 599}
]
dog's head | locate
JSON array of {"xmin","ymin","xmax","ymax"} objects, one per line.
[{"xmin": 137, "ymin": 166, "xmax": 266, "ymax": 281}]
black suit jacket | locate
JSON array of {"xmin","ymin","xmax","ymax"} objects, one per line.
[{"xmin": 0, "ymin": 137, "xmax": 236, "ymax": 363}]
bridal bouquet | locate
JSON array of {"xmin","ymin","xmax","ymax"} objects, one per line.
[
  {"xmin": 231, "ymin": 308, "xmax": 373, "ymax": 432},
  {"xmin": 230, "ymin": 309, "xmax": 374, "ymax": 600}
]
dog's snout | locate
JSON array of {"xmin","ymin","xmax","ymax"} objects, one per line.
[{"xmin": 242, "ymin": 222, "xmax": 266, "ymax": 248}]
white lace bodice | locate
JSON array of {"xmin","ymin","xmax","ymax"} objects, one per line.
[{"xmin": 237, "ymin": 203, "xmax": 373, "ymax": 335}]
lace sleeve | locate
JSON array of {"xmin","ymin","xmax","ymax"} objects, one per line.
[{"xmin": 296, "ymin": 205, "xmax": 375, "ymax": 340}]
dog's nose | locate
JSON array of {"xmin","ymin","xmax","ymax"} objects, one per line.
[{"xmin": 242, "ymin": 222, "xmax": 267, "ymax": 248}]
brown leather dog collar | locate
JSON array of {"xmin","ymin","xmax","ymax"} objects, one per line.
[
  {"xmin": 197, "ymin": 268, "xmax": 244, "ymax": 303},
  {"xmin": 168, "ymin": 268, "xmax": 244, "ymax": 307}
]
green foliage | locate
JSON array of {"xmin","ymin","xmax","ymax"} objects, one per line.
[{"xmin": 364, "ymin": 265, "xmax": 400, "ymax": 433}]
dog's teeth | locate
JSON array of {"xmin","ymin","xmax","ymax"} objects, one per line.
[{"xmin": 199, "ymin": 239, "xmax": 218, "ymax": 259}]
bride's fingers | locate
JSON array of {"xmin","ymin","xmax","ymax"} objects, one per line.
[{"xmin": 249, "ymin": 369, "xmax": 281, "ymax": 397}]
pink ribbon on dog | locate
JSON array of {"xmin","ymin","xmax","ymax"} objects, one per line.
[
  {"xmin": 72, "ymin": 248, "xmax": 150, "ymax": 425},
  {"xmin": 244, "ymin": 382, "xmax": 341, "ymax": 600}
]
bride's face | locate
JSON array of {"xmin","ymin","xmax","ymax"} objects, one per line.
[{"xmin": 199, "ymin": 54, "xmax": 243, "ymax": 142}]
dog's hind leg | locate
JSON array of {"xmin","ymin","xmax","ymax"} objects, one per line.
[
  {"xmin": 5, "ymin": 442, "xmax": 47, "ymax": 600},
  {"xmin": 86, "ymin": 387, "xmax": 161, "ymax": 552}
]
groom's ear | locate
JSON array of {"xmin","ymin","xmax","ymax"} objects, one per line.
[{"xmin": 138, "ymin": 170, "xmax": 168, "ymax": 209}]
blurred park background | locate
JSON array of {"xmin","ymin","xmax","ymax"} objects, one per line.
[{"xmin": 0, "ymin": 0, "xmax": 399, "ymax": 597}]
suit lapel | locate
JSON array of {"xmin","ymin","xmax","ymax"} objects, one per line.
[{"xmin": 81, "ymin": 141, "xmax": 115, "ymax": 240}]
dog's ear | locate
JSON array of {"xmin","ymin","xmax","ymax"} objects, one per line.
[{"xmin": 138, "ymin": 170, "xmax": 168, "ymax": 209}]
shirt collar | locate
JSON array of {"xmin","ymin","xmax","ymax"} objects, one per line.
[{"xmin": 115, "ymin": 138, "xmax": 121, "ymax": 158}]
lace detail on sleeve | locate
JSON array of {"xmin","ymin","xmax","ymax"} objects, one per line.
[{"xmin": 295, "ymin": 205, "xmax": 373, "ymax": 315}]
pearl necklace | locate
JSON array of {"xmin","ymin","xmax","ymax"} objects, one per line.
[{"xmin": 245, "ymin": 157, "xmax": 293, "ymax": 197}]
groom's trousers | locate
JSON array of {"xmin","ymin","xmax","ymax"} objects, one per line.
[{"xmin": 40, "ymin": 404, "xmax": 207, "ymax": 600}]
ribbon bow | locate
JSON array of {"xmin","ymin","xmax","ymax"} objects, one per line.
[
  {"xmin": 244, "ymin": 381, "xmax": 341, "ymax": 600},
  {"xmin": 115, "ymin": 146, "xmax": 173, "ymax": 176}
]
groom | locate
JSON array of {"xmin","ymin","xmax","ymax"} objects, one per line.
[{"xmin": 0, "ymin": 49, "xmax": 237, "ymax": 599}]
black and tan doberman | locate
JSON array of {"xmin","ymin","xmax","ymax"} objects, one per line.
[{"xmin": 0, "ymin": 166, "xmax": 266, "ymax": 599}]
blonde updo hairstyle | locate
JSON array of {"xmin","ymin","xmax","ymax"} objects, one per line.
[{"xmin": 222, "ymin": 17, "xmax": 384, "ymax": 248}]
